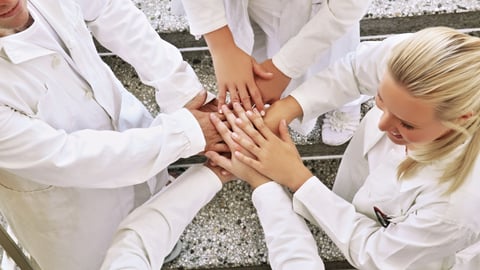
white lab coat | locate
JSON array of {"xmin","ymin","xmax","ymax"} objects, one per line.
[
  {"xmin": 287, "ymin": 34, "xmax": 480, "ymax": 269},
  {"xmin": 101, "ymin": 165, "xmax": 223, "ymax": 270},
  {"xmin": 0, "ymin": 0, "xmax": 204, "ymax": 269},
  {"xmin": 102, "ymin": 170, "xmax": 326, "ymax": 270},
  {"xmin": 252, "ymin": 182, "xmax": 325, "ymax": 270}
]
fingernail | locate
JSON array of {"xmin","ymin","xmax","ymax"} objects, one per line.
[{"xmin": 260, "ymin": 110, "xmax": 266, "ymax": 116}]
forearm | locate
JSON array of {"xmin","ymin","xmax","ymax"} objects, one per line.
[
  {"xmin": 203, "ymin": 25, "xmax": 237, "ymax": 57},
  {"xmin": 253, "ymin": 182, "xmax": 325, "ymax": 270},
  {"xmin": 101, "ymin": 165, "xmax": 222, "ymax": 270},
  {"xmin": 86, "ymin": 0, "xmax": 202, "ymax": 112},
  {"xmin": 273, "ymin": 0, "xmax": 371, "ymax": 78},
  {"xmin": 0, "ymin": 107, "xmax": 203, "ymax": 189},
  {"xmin": 290, "ymin": 34, "xmax": 412, "ymax": 124}
]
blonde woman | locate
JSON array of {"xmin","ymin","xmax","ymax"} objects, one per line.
[{"xmin": 206, "ymin": 27, "xmax": 480, "ymax": 269}]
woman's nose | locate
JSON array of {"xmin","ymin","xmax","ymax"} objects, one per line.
[{"xmin": 378, "ymin": 111, "xmax": 396, "ymax": 132}]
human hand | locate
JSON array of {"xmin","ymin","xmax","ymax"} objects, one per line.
[
  {"xmin": 204, "ymin": 104, "xmax": 270, "ymax": 189},
  {"xmin": 263, "ymin": 96, "xmax": 304, "ymax": 135},
  {"xmin": 186, "ymin": 90, "xmax": 228, "ymax": 153},
  {"xmin": 228, "ymin": 105, "xmax": 313, "ymax": 191},
  {"xmin": 204, "ymin": 26, "xmax": 272, "ymax": 113},
  {"xmin": 255, "ymin": 59, "xmax": 291, "ymax": 104},
  {"xmin": 212, "ymin": 45, "xmax": 273, "ymax": 112}
]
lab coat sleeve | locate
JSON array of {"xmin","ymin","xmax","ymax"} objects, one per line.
[
  {"xmin": 453, "ymin": 241, "xmax": 480, "ymax": 270},
  {"xmin": 100, "ymin": 165, "xmax": 222, "ymax": 270},
  {"xmin": 252, "ymin": 182, "xmax": 325, "ymax": 270},
  {"xmin": 0, "ymin": 105, "xmax": 204, "ymax": 188},
  {"xmin": 180, "ymin": 0, "xmax": 228, "ymax": 36},
  {"xmin": 289, "ymin": 33, "xmax": 411, "ymax": 125},
  {"xmin": 273, "ymin": 0, "xmax": 372, "ymax": 79},
  {"xmin": 292, "ymin": 177, "xmax": 470, "ymax": 269},
  {"xmin": 78, "ymin": 0, "xmax": 203, "ymax": 113}
]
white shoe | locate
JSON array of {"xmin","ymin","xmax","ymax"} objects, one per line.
[
  {"xmin": 322, "ymin": 105, "xmax": 361, "ymax": 146},
  {"xmin": 164, "ymin": 240, "xmax": 183, "ymax": 264}
]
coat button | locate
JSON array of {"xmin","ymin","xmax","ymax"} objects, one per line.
[
  {"xmin": 51, "ymin": 56, "xmax": 62, "ymax": 69},
  {"xmin": 85, "ymin": 90, "xmax": 93, "ymax": 98}
]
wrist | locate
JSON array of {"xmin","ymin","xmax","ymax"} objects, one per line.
[
  {"xmin": 248, "ymin": 176, "xmax": 271, "ymax": 190},
  {"xmin": 271, "ymin": 96, "xmax": 303, "ymax": 123},
  {"xmin": 288, "ymin": 168, "xmax": 313, "ymax": 192}
]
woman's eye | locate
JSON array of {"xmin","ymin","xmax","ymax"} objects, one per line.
[{"xmin": 401, "ymin": 122, "xmax": 415, "ymax": 130}]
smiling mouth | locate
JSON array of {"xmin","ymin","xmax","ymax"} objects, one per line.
[
  {"xmin": 0, "ymin": 1, "xmax": 20, "ymax": 17},
  {"xmin": 390, "ymin": 131, "xmax": 403, "ymax": 139}
]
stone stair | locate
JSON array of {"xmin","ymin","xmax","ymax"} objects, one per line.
[{"xmin": 1, "ymin": 1, "xmax": 480, "ymax": 269}]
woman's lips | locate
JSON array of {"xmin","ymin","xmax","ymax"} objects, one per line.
[
  {"xmin": 390, "ymin": 131, "xmax": 402, "ymax": 139},
  {"xmin": 0, "ymin": 1, "xmax": 20, "ymax": 18}
]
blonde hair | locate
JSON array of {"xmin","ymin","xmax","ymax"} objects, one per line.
[{"xmin": 387, "ymin": 27, "xmax": 480, "ymax": 193}]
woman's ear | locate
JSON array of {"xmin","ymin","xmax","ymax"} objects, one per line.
[{"xmin": 457, "ymin": 111, "xmax": 475, "ymax": 124}]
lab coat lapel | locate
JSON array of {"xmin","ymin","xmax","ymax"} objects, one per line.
[
  {"xmin": 29, "ymin": 0, "xmax": 73, "ymax": 53},
  {"xmin": 363, "ymin": 106, "xmax": 385, "ymax": 156},
  {"xmin": 28, "ymin": 0, "xmax": 119, "ymax": 123}
]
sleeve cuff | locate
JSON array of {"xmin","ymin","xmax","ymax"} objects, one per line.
[
  {"xmin": 252, "ymin": 182, "xmax": 291, "ymax": 210},
  {"xmin": 157, "ymin": 108, "xmax": 206, "ymax": 156}
]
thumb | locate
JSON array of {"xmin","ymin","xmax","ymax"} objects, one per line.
[
  {"xmin": 185, "ymin": 90, "xmax": 207, "ymax": 110},
  {"xmin": 252, "ymin": 60, "xmax": 273, "ymax": 80}
]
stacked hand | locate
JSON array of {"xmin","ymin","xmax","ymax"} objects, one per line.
[
  {"xmin": 185, "ymin": 90, "xmax": 227, "ymax": 153},
  {"xmin": 206, "ymin": 103, "xmax": 313, "ymax": 191}
]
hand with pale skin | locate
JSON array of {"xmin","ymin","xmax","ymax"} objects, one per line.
[
  {"xmin": 226, "ymin": 105, "xmax": 313, "ymax": 192},
  {"xmin": 204, "ymin": 26, "xmax": 273, "ymax": 113},
  {"xmin": 185, "ymin": 90, "xmax": 228, "ymax": 153},
  {"xmin": 205, "ymin": 103, "xmax": 271, "ymax": 189},
  {"xmin": 255, "ymin": 59, "xmax": 292, "ymax": 104}
]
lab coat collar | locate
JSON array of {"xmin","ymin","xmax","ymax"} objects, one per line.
[
  {"xmin": 1, "ymin": 0, "xmax": 69, "ymax": 64},
  {"xmin": 363, "ymin": 106, "xmax": 385, "ymax": 156},
  {"xmin": 0, "ymin": 39, "xmax": 54, "ymax": 64},
  {"xmin": 29, "ymin": 0, "xmax": 74, "ymax": 51}
]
